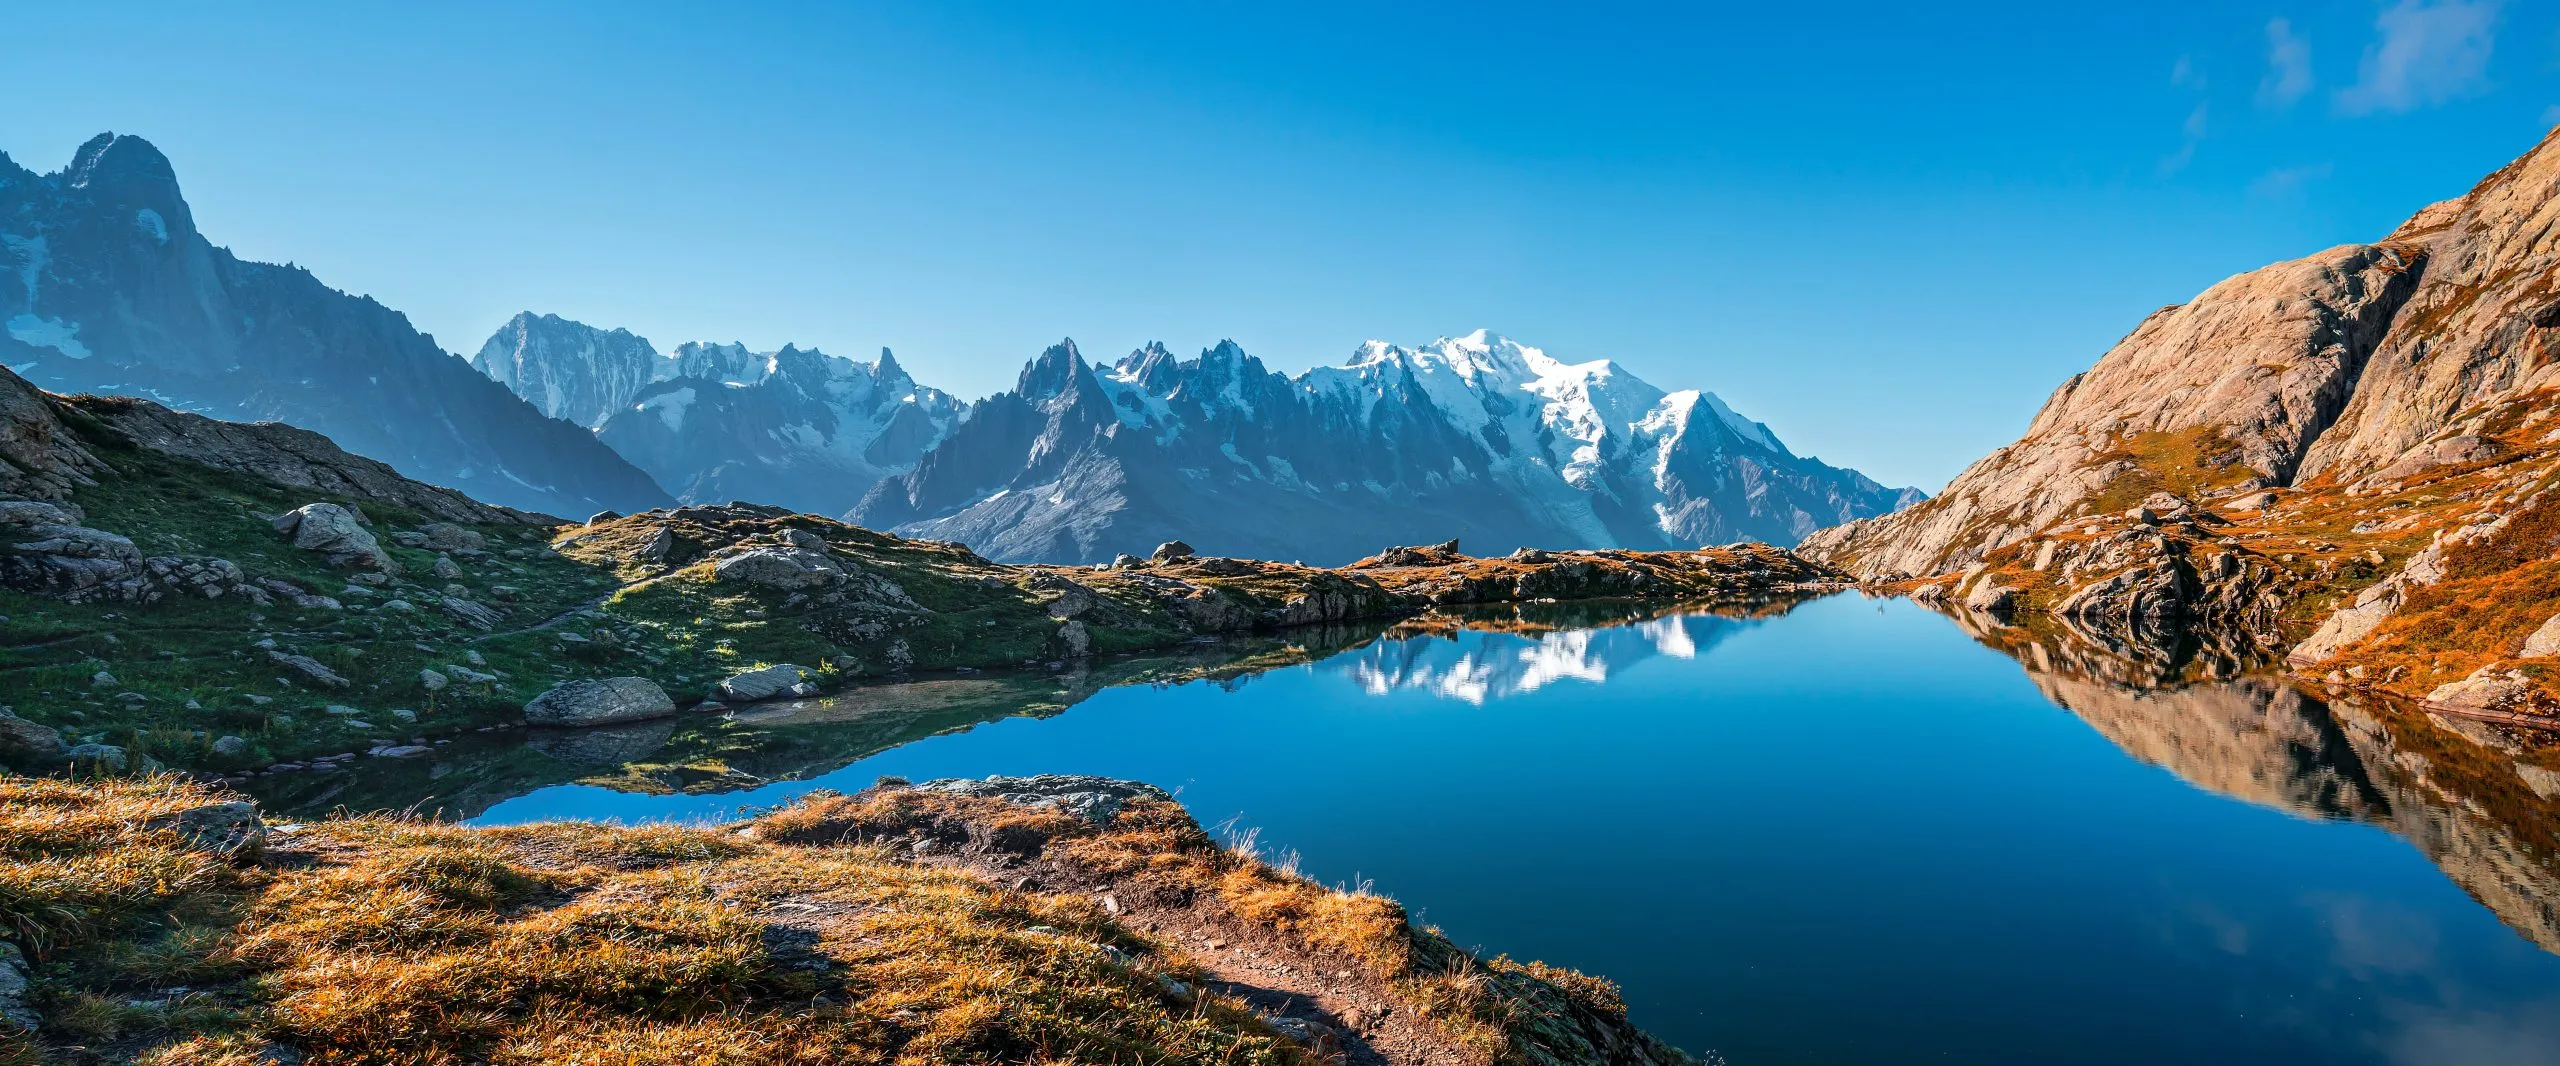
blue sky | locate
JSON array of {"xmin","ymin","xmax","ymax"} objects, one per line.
[{"xmin": 11, "ymin": 1, "xmax": 2558, "ymax": 488}]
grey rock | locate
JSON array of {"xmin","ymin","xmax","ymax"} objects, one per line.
[
  {"xmin": 273, "ymin": 503, "xmax": 392, "ymax": 570},
  {"xmin": 713, "ymin": 664, "xmax": 819, "ymax": 702},
  {"xmin": 210, "ymin": 735, "xmax": 248, "ymax": 756},
  {"xmin": 414, "ymin": 523, "xmax": 486, "ymax": 553},
  {"xmin": 267, "ymin": 650, "xmax": 351, "ymax": 688},
  {"xmin": 1150, "ymin": 540, "xmax": 1195, "ymax": 563},
  {"xmin": 0, "ymin": 710, "xmax": 66, "ymax": 765},
  {"xmin": 418, "ymin": 668, "xmax": 449, "ymax": 691},
  {"xmin": 1057, "ymin": 619, "xmax": 1092, "ymax": 658},
  {"xmin": 713, "ymin": 546, "xmax": 846, "ymax": 589},
  {"xmin": 0, "ymin": 941, "xmax": 36, "ymax": 1032},
  {"xmin": 371, "ymin": 745, "xmax": 432, "ymax": 758},
  {"xmin": 525, "ymin": 677, "xmax": 677, "ymax": 726},
  {"xmin": 66, "ymin": 742, "xmax": 128, "ymax": 770},
  {"xmin": 911, "ymin": 774, "xmax": 1170, "ymax": 825},
  {"xmin": 440, "ymin": 596, "xmax": 504, "ymax": 630},
  {"xmin": 431, "ymin": 554, "xmax": 463, "ymax": 580}
]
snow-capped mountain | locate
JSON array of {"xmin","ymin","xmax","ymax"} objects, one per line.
[
  {"xmin": 470, "ymin": 315, "xmax": 961, "ymax": 517},
  {"xmin": 471, "ymin": 312, "xmax": 667, "ymax": 429},
  {"xmin": 0, "ymin": 134, "xmax": 668, "ymax": 518},
  {"xmin": 854, "ymin": 331, "xmax": 1923, "ymax": 564}
]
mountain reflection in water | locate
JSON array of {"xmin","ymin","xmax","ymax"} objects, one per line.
[{"xmin": 242, "ymin": 593, "xmax": 2560, "ymax": 1062}]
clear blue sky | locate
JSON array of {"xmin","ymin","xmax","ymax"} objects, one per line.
[{"xmin": 11, "ymin": 1, "xmax": 2557, "ymax": 489}]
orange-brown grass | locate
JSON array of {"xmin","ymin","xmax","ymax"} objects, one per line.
[
  {"xmin": 2336, "ymin": 491, "xmax": 2560, "ymax": 695},
  {"xmin": 6, "ymin": 776, "xmax": 1323, "ymax": 1066},
  {"xmin": 755, "ymin": 787, "xmax": 1666, "ymax": 1066}
]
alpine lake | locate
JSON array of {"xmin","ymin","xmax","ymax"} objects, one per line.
[{"xmin": 236, "ymin": 592, "xmax": 2560, "ymax": 1065}]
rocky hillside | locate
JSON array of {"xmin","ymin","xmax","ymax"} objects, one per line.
[
  {"xmin": 855, "ymin": 332, "xmax": 1921, "ymax": 564},
  {"xmin": 0, "ymin": 361, "xmax": 1842, "ymax": 780},
  {"xmin": 471, "ymin": 313, "xmax": 963, "ymax": 516},
  {"xmin": 1801, "ymin": 125, "xmax": 2560, "ymax": 719},
  {"xmin": 0, "ymin": 134, "xmax": 668, "ymax": 519}
]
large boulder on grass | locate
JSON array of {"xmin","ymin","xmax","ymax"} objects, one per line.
[
  {"xmin": 273, "ymin": 503, "xmax": 392, "ymax": 570},
  {"xmin": 525, "ymin": 677, "xmax": 677, "ymax": 726},
  {"xmin": 713, "ymin": 547, "xmax": 846, "ymax": 589}
]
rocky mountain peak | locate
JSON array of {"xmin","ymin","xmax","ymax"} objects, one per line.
[
  {"xmin": 1017, "ymin": 339, "xmax": 1091, "ymax": 400},
  {"xmin": 59, "ymin": 133, "xmax": 194, "ymax": 243}
]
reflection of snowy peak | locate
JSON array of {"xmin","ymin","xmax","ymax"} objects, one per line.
[
  {"xmin": 856, "ymin": 330, "xmax": 1923, "ymax": 564},
  {"xmin": 1336, "ymin": 612, "xmax": 1753, "ymax": 704},
  {"xmin": 471, "ymin": 314, "xmax": 960, "ymax": 518}
]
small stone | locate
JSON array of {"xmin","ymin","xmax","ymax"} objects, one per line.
[
  {"xmin": 90, "ymin": 670, "xmax": 116, "ymax": 687},
  {"xmin": 389, "ymin": 708, "xmax": 418, "ymax": 723},
  {"xmin": 419, "ymin": 668, "xmax": 449, "ymax": 691},
  {"xmin": 210, "ymin": 735, "xmax": 249, "ymax": 756}
]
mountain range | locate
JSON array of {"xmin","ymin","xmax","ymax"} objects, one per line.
[
  {"xmin": 0, "ymin": 131, "xmax": 1919, "ymax": 563},
  {"xmin": 0, "ymin": 134, "xmax": 668, "ymax": 519},
  {"xmin": 472, "ymin": 312, "xmax": 960, "ymax": 518}
]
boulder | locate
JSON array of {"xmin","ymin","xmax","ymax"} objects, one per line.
[
  {"xmin": 0, "ymin": 500, "xmax": 147, "ymax": 602},
  {"xmin": 439, "ymin": 596, "xmax": 504, "ymax": 631},
  {"xmin": 65, "ymin": 742, "xmax": 128, "ymax": 770},
  {"xmin": 273, "ymin": 503, "xmax": 392, "ymax": 570},
  {"xmin": 1149, "ymin": 540, "xmax": 1195, "ymax": 563},
  {"xmin": 431, "ymin": 554, "xmax": 463, "ymax": 580},
  {"xmin": 1056, "ymin": 619, "xmax": 1092, "ymax": 658},
  {"xmin": 268, "ymin": 650, "xmax": 351, "ymax": 688},
  {"xmin": 151, "ymin": 800, "xmax": 266, "ymax": 853},
  {"xmin": 1111, "ymin": 552, "xmax": 1143, "ymax": 569},
  {"xmin": 0, "ymin": 710, "xmax": 65, "ymax": 765},
  {"xmin": 2523, "ymin": 613, "xmax": 2560, "ymax": 658},
  {"xmin": 525, "ymin": 677, "xmax": 677, "ymax": 726},
  {"xmin": 414, "ymin": 522, "xmax": 486, "ymax": 553},
  {"xmin": 713, "ymin": 664, "xmax": 819, "ymax": 703},
  {"xmin": 2426, "ymin": 667, "xmax": 2534, "ymax": 713},
  {"xmin": 0, "ymin": 942, "xmax": 35, "ymax": 1032},
  {"xmin": 713, "ymin": 547, "xmax": 847, "ymax": 589}
]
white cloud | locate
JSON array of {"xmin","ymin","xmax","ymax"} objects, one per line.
[
  {"xmin": 2258, "ymin": 18, "xmax": 2315, "ymax": 108},
  {"xmin": 2337, "ymin": 0, "xmax": 2501, "ymax": 115},
  {"xmin": 2162, "ymin": 102, "xmax": 2210, "ymax": 174}
]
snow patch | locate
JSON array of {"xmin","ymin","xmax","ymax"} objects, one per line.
[
  {"xmin": 6, "ymin": 313, "xmax": 91, "ymax": 359},
  {"xmin": 3, "ymin": 234, "xmax": 47, "ymax": 302}
]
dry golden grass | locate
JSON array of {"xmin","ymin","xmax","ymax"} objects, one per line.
[{"xmin": 6, "ymin": 776, "xmax": 1670, "ymax": 1066}]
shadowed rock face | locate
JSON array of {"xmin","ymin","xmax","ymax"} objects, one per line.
[{"xmin": 0, "ymin": 134, "xmax": 669, "ymax": 519}]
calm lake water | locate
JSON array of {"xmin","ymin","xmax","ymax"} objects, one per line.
[{"xmin": 299, "ymin": 594, "xmax": 2560, "ymax": 1064}]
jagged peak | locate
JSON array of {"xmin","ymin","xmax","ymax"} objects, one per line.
[
  {"xmin": 1016, "ymin": 338, "xmax": 1090, "ymax": 398},
  {"xmin": 874, "ymin": 347, "xmax": 905, "ymax": 381}
]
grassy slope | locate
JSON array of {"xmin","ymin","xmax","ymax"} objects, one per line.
[{"xmin": 0, "ymin": 775, "xmax": 1682, "ymax": 1066}]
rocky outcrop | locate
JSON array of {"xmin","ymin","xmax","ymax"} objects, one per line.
[
  {"xmin": 525, "ymin": 677, "xmax": 678, "ymax": 727},
  {"xmin": 72, "ymin": 392, "xmax": 547, "ymax": 524},
  {"xmin": 1803, "ymin": 239, "xmax": 2423, "ymax": 580},
  {"xmin": 1803, "ymin": 125, "xmax": 2560, "ymax": 692}
]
